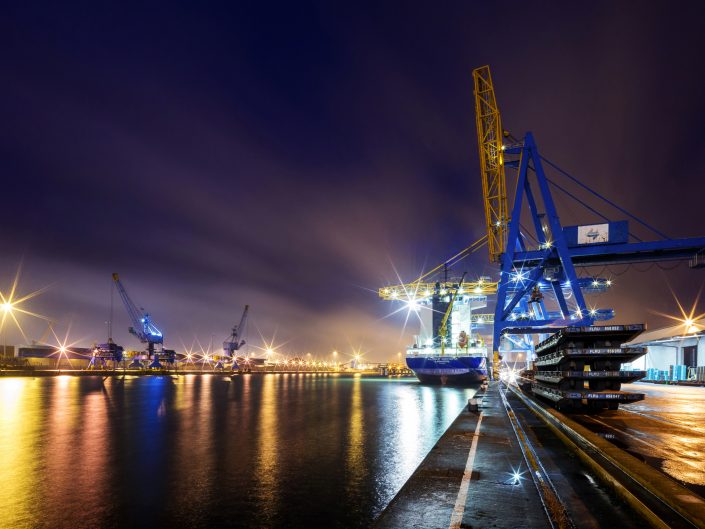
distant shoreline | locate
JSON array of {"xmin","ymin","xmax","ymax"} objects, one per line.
[{"xmin": 0, "ymin": 369, "xmax": 415, "ymax": 379}]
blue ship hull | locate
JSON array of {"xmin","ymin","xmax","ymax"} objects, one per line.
[{"xmin": 406, "ymin": 355, "xmax": 488, "ymax": 386}]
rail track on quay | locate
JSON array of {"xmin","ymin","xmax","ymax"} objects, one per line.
[{"xmin": 504, "ymin": 382, "xmax": 705, "ymax": 529}]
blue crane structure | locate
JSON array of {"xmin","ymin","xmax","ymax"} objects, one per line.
[
  {"xmin": 223, "ymin": 304, "xmax": 249, "ymax": 371},
  {"xmin": 473, "ymin": 68, "xmax": 705, "ymax": 368},
  {"xmin": 112, "ymin": 273, "xmax": 175, "ymax": 369},
  {"xmin": 494, "ymin": 133, "xmax": 705, "ymax": 346}
]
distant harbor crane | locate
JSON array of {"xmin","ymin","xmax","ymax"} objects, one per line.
[
  {"xmin": 223, "ymin": 304, "xmax": 249, "ymax": 371},
  {"xmin": 112, "ymin": 273, "xmax": 174, "ymax": 369}
]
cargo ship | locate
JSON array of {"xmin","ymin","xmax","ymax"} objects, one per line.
[
  {"xmin": 406, "ymin": 343, "xmax": 488, "ymax": 385},
  {"xmin": 401, "ymin": 277, "xmax": 490, "ymax": 386}
]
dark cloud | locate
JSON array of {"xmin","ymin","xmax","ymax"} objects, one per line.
[{"xmin": 2, "ymin": 1, "xmax": 705, "ymax": 359}]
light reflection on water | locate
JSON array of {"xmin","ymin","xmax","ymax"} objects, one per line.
[
  {"xmin": 0, "ymin": 378, "xmax": 35, "ymax": 529},
  {"xmin": 0, "ymin": 375, "xmax": 475, "ymax": 529}
]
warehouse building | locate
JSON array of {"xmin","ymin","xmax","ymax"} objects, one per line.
[
  {"xmin": 626, "ymin": 319, "xmax": 704, "ymax": 382},
  {"xmin": 17, "ymin": 344, "xmax": 93, "ymax": 368}
]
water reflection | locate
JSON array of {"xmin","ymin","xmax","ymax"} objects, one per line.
[
  {"xmin": 0, "ymin": 375, "xmax": 473, "ymax": 529},
  {"xmin": 346, "ymin": 376, "xmax": 365, "ymax": 490},
  {"xmin": 397, "ymin": 385, "xmax": 422, "ymax": 478},
  {"xmin": 0, "ymin": 378, "xmax": 36, "ymax": 528},
  {"xmin": 255, "ymin": 373, "xmax": 280, "ymax": 521}
]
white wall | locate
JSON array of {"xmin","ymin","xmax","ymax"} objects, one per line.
[
  {"xmin": 641, "ymin": 345, "xmax": 679, "ymax": 371},
  {"xmin": 635, "ymin": 336, "xmax": 703, "ymax": 372}
]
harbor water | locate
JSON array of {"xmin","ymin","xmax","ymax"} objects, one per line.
[{"xmin": 0, "ymin": 373, "xmax": 477, "ymax": 529}]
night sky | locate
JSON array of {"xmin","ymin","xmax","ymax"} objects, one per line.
[{"xmin": 3, "ymin": 1, "xmax": 705, "ymax": 360}]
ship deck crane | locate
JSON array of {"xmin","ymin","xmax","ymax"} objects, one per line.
[
  {"xmin": 223, "ymin": 305, "xmax": 249, "ymax": 371},
  {"xmin": 439, "ymin": 272, "xmax": 466, "ymax": 355},
  {"xmin": 112, "ymin": 273, "xmax": 173, "ymax": 369}
]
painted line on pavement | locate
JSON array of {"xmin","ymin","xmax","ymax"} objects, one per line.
[{"xmin": 449, "ymin": 412, "xmax": 483, "ymax": 529}]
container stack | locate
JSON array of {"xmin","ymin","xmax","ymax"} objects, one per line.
[
  {"xmin": 669, "ymin": 364, "xmax": 689, "ymax": 382},
  {"xmin": 697, "ymin": 366, "xmax": 705, "ymax": 383}
]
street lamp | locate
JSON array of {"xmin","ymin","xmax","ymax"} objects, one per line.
[{"xmin": 1, "ymin": 303, "xmax": 11, "ymax": 359}]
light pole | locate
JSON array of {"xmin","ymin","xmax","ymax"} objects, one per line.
[
  {"xmin": 2, "ymin": 302, "xmax": 12, "ymax": 360},
  {"xmin": 266, "ymin": 348, "xmax": 274, "ymax": 372},
  {"xmin": 332, "ymin": 350, "xmax": 337, "ymax": 371}
]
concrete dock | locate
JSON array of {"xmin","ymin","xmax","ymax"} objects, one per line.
[
  {"xmin": 374, "ymin": 381, "xmax": 552, "ymax": 529},
  {"xmin": 373, "ymin": 380, "xmax": 705, "ymax": 529}
]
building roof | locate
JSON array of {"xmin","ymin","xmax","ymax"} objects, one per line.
[{"xmin": 626, "ymin": 318, "xmax": 705, "ymax": 346}]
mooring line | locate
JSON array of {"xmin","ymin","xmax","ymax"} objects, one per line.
[{"xmin": 448, "ymin": 412, "xmax": 483, "ymax": 529}]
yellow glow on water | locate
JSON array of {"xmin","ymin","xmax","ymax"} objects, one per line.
[
  {"xmin": 0, "ymin": 378, "xmax": 40, "ymax": 528},
  {"xmin": 255, "ymin": 374, "xmax": 279, "ymax": 514},
  {"xmin": 346, "ymin": 377, "xmax": 365, "ymax": 485},
  {"xmin": 1, "ymin": 377, "xmax": 26, "ymax": 402},
  {"xmin": 190, "ymin": 373, "xmax": 216, "ymax": 502},
  {"xmin": 75, "ymin": 382, "xmax": 111, "ymax": 508}
]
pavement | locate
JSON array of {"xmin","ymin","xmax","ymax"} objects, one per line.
[{"xmin": 374, "ymin": 381, "xmax": 551, "ymax": 529}]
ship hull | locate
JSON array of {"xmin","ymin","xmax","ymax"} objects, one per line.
[{"xmin": 406, "ymin": 355, "xmax": 488, "ymax": 386}]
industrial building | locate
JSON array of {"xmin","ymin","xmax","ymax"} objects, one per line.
[
  {"xmin": 17, "ymin": 345, "xmax": 93, "ymax": 368},
  {"xmin": 626, "ymin": 319, "xmax": 704, "ymax": 381}
]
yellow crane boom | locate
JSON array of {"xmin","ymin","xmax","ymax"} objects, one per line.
[
  {"xmin": 378, "ymin": 279, "xmax": 497, "ymax": 301},
  {"xmin": 378, "ymin": 235, "xmax": 494, "ymax": 300},
  {"xmin": 473, "ymin": 65, "xmax": 508, "ymax": 263}
]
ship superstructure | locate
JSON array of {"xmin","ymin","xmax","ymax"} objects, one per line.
[{"xmin": 381, "ymin": 275, "xmax": 494, "ymax": 385}]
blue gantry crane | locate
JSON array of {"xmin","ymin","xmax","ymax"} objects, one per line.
[
  {"xmin": 472, "ymin": 66, "xmax": 705, "ymax": 384},
  {"xmin": 112, "ymin": 273, "xmax": 174, "ymax": 369},
  {"xmin": 223, "ymin": 304, "xmax": 249, "ymax": 371}
]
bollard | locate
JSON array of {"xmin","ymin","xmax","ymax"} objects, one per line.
[{"xmin": 468, "ymin": 398, "xmax": 479, "ymax": 412}]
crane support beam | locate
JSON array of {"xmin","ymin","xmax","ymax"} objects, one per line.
[
  {"xmin": 491, "ymin": 132, "xmax": 705, "ymax": 349},
  {"xmin": 512, "ymin": 237, "xmax": 705, "ymax": 267},
  {"xmin": 473, "ymin": 65, "xmax": 509, "ymax": 263},
  {"xmin": 379, "ymin": 280, "xmax": 497, "ymax": 300}
]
